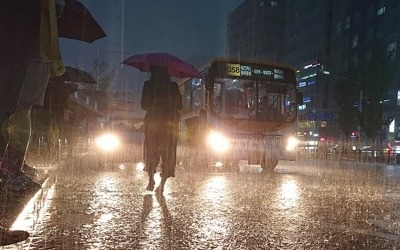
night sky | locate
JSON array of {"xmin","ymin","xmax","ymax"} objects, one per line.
[{"xmin": 60, "ymin": 0, "xmax": 245, "ymax": 72}]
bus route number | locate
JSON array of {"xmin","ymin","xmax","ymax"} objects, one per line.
[{"xmin": 227, "ymin": 63, "xmax": 241, "ymax": 76}]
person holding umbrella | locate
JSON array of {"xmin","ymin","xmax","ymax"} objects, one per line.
[
  {"xmin": 0, "ymin": 0, "xmax": 105, "ymax": 195},
  {"xmin": 141, "ymin": 65, "xmax": 182, "ymax": 194},
  {"xmin": 123, "ymin": 52, "xmax": 200, "ymax": 194}
]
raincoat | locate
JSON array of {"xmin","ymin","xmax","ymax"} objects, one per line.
[{"xmin": 141, "ymin": 76, "xmax": 182, "ymax": 178}]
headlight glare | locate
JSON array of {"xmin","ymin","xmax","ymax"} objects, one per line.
[
  {"xmin": 286, "ymin": 136, "xmax": 299, "ymax": 151},
  {"xmin": 207, "ymin": 131, "xmax": 230, "ymax": 153},
  {"xmin": 95, "ymin": 133, "xmax": 120, "ymax": 152}
]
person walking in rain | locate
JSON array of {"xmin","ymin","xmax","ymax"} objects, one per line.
[{"xmin": 141, "ymin": 65, "xmax": 182, "ymax": 194}]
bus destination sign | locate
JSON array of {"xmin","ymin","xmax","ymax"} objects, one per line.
[{"xmin": 225, "ymin": 63, "xmax": 285, "ymax": 80}]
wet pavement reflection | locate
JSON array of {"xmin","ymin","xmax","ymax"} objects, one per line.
[{"xmin": 3, "ymin": 161, "xmax": 400, "ymax": 249}]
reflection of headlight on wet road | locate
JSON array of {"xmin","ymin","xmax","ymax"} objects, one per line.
[
  {"xmin": 95, "ymin": 133, "xmax": 120, "ymax": 152},
  {"xmin": 206, "ymin": 131, "xmax": 230, "ymax": 153},
  {"xmin": 286, "ymin": 136, "xmax": 299, "ymax": 151}
]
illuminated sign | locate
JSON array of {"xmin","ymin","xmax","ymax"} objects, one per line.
[
  {"xmin": 213, "ymin": 61, "xmax": 293, "ymax": 81},
  {"xmin": 298, "ymin": 81, "xmax": 307, "ymax": 87},
  {"xmin": 226, "ymin": 63, "xmax": 241, "ymax": 76}
]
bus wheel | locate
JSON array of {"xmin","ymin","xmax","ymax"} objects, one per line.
[{"xmin": 262, "ymin": 157, "xmax": 278, "ymax": 172}]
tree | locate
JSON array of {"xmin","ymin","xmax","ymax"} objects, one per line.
[{"xmin": 90, "ymin": 59, "xmax": 117, "ymax": 91}]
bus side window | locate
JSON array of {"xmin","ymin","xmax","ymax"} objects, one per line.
[{"xmin": 226, "ymin": 87, "xmax": 243, "ymax": 115}]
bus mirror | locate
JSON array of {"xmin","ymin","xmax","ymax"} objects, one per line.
[{"xmin": 296, "ymin": 91, "xmax": 303, "ymax": 105}]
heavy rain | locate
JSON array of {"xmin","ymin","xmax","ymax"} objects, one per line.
[{"xmin": 1, "ymin": 0, "xmax": 400, "ymax": 249}]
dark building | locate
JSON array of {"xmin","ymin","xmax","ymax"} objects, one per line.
[
  {"xmin": 227, "ymin": 0, "xmax": 400, "ymax": 144},
  {"xmin": 284, "ymin": 0, "xmax": 336, "ymax": 141},
  {"xmin": 227, "ymin": 0, "xmax": 286, "ymax": 61}
]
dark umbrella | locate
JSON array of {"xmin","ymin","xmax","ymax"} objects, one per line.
[
  {"xmin": 122, "ymin": 52, "xmax": 202, "ymax": 78},
  {"xmin": 61, "ymin": 66, "xmax": 96, "ymax": 84},
  {"xmin": 57, "ymin": 0, "xmax": 106, "ymax": 43}
]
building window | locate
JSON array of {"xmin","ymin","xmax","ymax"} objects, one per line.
[
  {"xmin": 350, "ymin": 55, "xmax": 358, "ymax": 66},
  {"xmin": 387, "ymin": 42, "xmax": 397, "ymax": 59},
  {"xmin": 271, "ymin": 1, "xmax": 278, "ymax": 7},
  {"xmin": 377, "ymin": 6, "xmax": 386, "ymax": 16},
  {"xmin": 397, "ymin": 90, "xmax": 400, "ymax": 106},
  {"xmin": 351, "ymin": 34, "xmax": 359, "ymax": 48},
  {"xmin": 366, "ymin": 27, "xmax": 374, "ymax": 42},
  {"xmin": 344, "ymin": 16, "xmax": 351, "ymax": 30},
  {"xmin": 335, "ymin": 21, "xmax": 342, "ymax": 33},
  {"xmin": 365, "ymin": 50, "xmax": 372, "ymax": 62}
]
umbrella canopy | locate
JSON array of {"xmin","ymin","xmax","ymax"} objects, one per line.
[
  {"xmin": 57, "ymin": 0, "xmax": 106, "ymax": 43},
  {"xmin": 122, "ymin": 52, "xmax": 202, "ymax": 78},
  {"xmin": 61, "ymin": 66, "xmax": 96, "ymax": 84}
]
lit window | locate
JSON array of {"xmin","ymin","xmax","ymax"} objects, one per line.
[
  {"xmin": 389, "ymin": 119, "xmax": 395, "ymax": 133},
  {"xmin": 377, "ymin": 6, "xmax": 386, "ymax": 16},
  {"xmin": 308, "ymin": 81, "xmax": 316, "ymax": 85},
  {"xmin": 387, "ymin": 42, "xmax": 397, "ymax": 59},
  {"xmin": 271, "ymin": 1, "xmax": 278, "ymax": 7},
  {"xmin": 298, "ymin": 82, "xmax": 307, "ymax": 88},
  {"xmin": 397, "ymin": 90, "xmax": 400, "ymax": 106}
]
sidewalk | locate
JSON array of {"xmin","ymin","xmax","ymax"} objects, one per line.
[{"xmin": 1, "ymin": 163, "xmax": 57, "ymax": 230}]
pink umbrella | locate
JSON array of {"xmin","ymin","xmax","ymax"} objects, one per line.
[{"xmin": 122, "ymin": 52, "xmax": 202, "ymax": 78}]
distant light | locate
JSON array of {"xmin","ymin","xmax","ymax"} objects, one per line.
[
  {"xmin": 95, "ymin": 133, "xmax": 120, "ymax": 151},
  {"xmin": 118, "ymin": 164, "xmax": 126, "ymax": 170},
  {"xmin": 390, "ymin": 120, "xmax": 395, "ymax": 133},
  {"xmin": 214, "ymin": 161, "xmax": 224, "ymax": 168},
  {"xmin": 379, "ymin": 99, "xmax": 390, "ymax": 103}
]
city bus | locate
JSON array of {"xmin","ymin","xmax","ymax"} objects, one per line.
[{"xmin": 178, "ymin": 57, "xmax": 302, "ymax": 171}]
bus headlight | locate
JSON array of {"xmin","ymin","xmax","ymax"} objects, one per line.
[
  {"xmin": 206, "ymin": 131, "xmax": 230, "ymax": 153},
  {"xmin": 286, "ymin": 136, "xmax": 299, "ymax": 151},
  {"xmin": 95, "ymin": 133, "xmax": 120, "ymax": 152}
]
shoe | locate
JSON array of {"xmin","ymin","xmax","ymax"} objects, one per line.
[{"xmin": 0, "ymin": 229, "xmax": 29, "ymax": 246}]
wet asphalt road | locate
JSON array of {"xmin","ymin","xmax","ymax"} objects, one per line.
[{"xmin": 5, "ymin": 160, "xmax": 400, "ymax": 249}]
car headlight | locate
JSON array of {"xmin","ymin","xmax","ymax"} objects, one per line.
[
  {"xmin": 286, "ymin": 136, "xmax": 299, "ymax": 151},
  {"xmin": 206, "ymin": 131, "xmax": 230, "ymax": 153},
  {"xmin": 95, "ymin": 133, "xmax": 120, "ymax": 152}
]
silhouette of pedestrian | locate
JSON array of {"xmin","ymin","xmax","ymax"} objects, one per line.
[
  {"xmin": 141, "ymin": 65, "xmax": 182, "ymax": 194},
  {"xmin": 0, "ymin": 0, "xmax": 65, "ymax": 194}
]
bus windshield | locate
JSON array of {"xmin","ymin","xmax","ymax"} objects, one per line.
[{"xmin": 210, "ymin": 77, "xmax": 297, "ymax": 122}]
